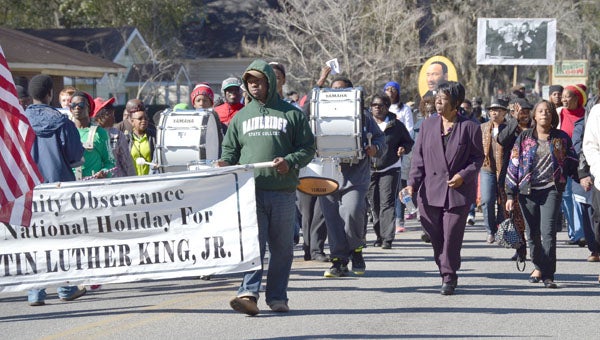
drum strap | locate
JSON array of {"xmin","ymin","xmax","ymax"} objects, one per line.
[
  {"xmin": 75, "ymin": 125, "xmax": 98, "ymax": 181},
  {"xmin": 83, "ymin": 125, "xmax": 98, "ymax": 150}
]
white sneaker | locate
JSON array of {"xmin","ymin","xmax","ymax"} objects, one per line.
[{"xmin": 466, "ymin": 216, "xmax": 475, "ymax": 225}]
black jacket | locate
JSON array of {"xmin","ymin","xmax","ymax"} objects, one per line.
[{"xmin": 371, "ymin": 112, "xmax": 414, "ymax": 171}]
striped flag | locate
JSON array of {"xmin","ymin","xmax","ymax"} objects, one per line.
[{"xmin": 0, "ymin": 45, "xmax": 43, "ymax": 226}]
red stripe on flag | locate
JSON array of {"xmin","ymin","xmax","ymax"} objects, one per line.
[
  {"xmin": 0, "ymin": 45, "xmax": 42, "ymax": 226},
  {"xmin": 0, "ymin": 104, "xmax": 38, "ymax": 194}
]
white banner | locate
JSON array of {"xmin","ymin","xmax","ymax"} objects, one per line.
[{"xmin": 0, "ymin": 167, "xmax": 260, "ymax": 292}]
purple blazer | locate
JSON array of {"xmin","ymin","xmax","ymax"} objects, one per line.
[{"xmin": 408, "ymin": 114, "xmax": 484, "ymax": 209}]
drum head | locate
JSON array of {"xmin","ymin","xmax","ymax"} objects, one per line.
[{"xmin": 297, "ymin": 177, "xmax": 339, "ymax": 196}]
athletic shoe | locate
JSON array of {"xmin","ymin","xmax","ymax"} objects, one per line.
[
  {"xmin": 466, "ymin": 215, "xmax": 475, "ymax": 225},
  {"xmin": 351, "ymin": 248, "xmax": 366, "ymax": 275},
  {"xmin": 59, "ymin": 286, "xmax": 87, "ymax": 301},
  {"xmin": 324, "ymin": 258, "xmax": 348, "ymax": 278}
]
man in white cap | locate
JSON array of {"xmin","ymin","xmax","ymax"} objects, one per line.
[{"xmin": 214, "ymin": 77, "xmax": 244, "ymax": 127}]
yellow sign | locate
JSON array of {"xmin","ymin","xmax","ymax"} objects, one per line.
[{"xmin": 418, "ymin": 56, "xmax": 459, "ymax": 97}]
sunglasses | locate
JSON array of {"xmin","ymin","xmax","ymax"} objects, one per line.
[
  {"xmin": 70, "ymin": 102, "xmax": 86, "ymax": 110},
  {"xmin": 370, "ymin": 103, "xmax": 385, "ymax": 108}
]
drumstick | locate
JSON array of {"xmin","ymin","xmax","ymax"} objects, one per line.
[{"xmin": 136, "ymin": 157, "xmax": 160, "ymax": 168}]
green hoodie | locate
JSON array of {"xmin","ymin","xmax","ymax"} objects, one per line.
[{"xmin": 220, "ymin": 59, "xmax": 316, "ymax": 191}]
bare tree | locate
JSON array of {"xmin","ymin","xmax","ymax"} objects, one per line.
[
  {"xmin": 244, "ymin": 0, "xmax": 600, "ymax": 102},
  {"xmin": 242, "ymin": 0, "xmax": 425, "ymax": 99}
]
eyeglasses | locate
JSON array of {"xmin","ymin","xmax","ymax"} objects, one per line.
[
  {"xmin": 370, "ymin": 103, "xmax": 385, "ymax": 108},
  {"xmin": 70, "ymin": 102, "xmax": 86, "ymax": 109}
]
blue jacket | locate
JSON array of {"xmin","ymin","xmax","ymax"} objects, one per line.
[{"xmin": 24, "ymin": 104, "xmax": 84, "ymax": 183}]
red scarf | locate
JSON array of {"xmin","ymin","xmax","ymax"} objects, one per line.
[{"xmin": 560, "ymin": 107, "xmax": 584, "ymax": 138}]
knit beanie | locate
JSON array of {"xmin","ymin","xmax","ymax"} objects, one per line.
[
  {"xmin": 28, "ymin": 74, "xmax": 53, "ymax": 101},
  {"xmin": 565, "ymin": 84, "xmax": 587, "ymax": 107},
  {"xmin": 384, "ymin": 81, "xmax": 400, "ymax": 94},
  {"xmin": 548, "ymin": 84, "xmax": 564, "ymax": 95},
  {"xmin": 190, "ymin": 83, "xmax": 214, "ymax": 105}
]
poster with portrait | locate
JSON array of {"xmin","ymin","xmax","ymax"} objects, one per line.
[
  {"xmin": 477, "ymin": 18, "xmax": 556, "ymax": 66},
  {"xmin": 418, "ymin": 56, "xmax": 458, "ymax": 98}
]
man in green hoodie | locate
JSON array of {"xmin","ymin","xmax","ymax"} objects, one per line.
[{"xmin": 218, "ymin": 59, "xmax": 315, "ymax": 316}]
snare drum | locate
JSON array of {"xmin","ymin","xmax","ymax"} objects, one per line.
[
  {"xmin": 297, "ymin": 158, "xmax": 343, "ymax": 196},
  {"xmin": 310, "ymin": 87, "xmax": 364, "ymax": 160},
  {"xmin": 156, "ymin": 109, "xmax": 220, "ymax": 172}
]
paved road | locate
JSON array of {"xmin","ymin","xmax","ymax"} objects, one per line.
[{"xmin": 1, "ymin": 216, "xmax": 598, "ymax": 339}]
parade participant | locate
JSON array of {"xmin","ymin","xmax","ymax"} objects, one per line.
[
  {"xmin": 191, "ymin": 83, "xmax": 226, "ymax": 140},
  {"xmin": 128, "ymin": 105, "xmax": 156, "ymax": 176},
  {"xmin": 58, "ymin": 85, "xmax": 77, "ymax": 109},
  {"xmin": 549, "ymin": 85, "xmax": 564, "ymax": 109},
  {"xmin": 405, "ymin": 81, "xmax": 484, "ymax": 295},
  {"xmin": 214, "ymin": 77, "xmax": 244, "ymax": 127},
  {"xmin": 218, "ymin": 59, "xmax": 315, "ymax": 315},
  {"xmin": 24, "ymin": 75, "xmax": 85, "ymax": 305},
  {"xmin": 297, "ymin": 65, "xmax": 333, "ymax": 263},
  {"xmin": 583, "ymin": 103, "xmax": 600, "ymax": 282},
  {"xmin": 496, "ymin": 98, "xmax": 533, "ymax": 262},
  {"xmin": 558, "ymin": 84, "xmax": 587, "ymax": 246},
  {"xmin": 506, "ymin": 100, "xmax": 578, "ymax": 288},
  {"xmin": 479, "ymin": 97, "xmax": 508, "ymax": 244},
  {"xmin": 320, "ymin": 76, "xmax": 385, "ymax": 278},
  {"xmin": 70, "ymin": 91, "xmax": 115, "ymax": 180},
  {"xmin": 384, "ymin": 81, "xmax": 415, "ymax": 231},
  {"xmin": 368, "ymin": 93, "xmax": 413, "ymax": 249},
  {"xmin": 93, "ymin": 97, "xmax": 136, "ymax": 177}
]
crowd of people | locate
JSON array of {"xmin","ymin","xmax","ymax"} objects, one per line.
[{"xmin": 16, "ymin": 61, "xmax": 600, "ymax": 316}]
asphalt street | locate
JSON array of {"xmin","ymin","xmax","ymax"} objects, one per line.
[{"xmin": 1, "ymin": 215, "xmax": 598, "ymax": 339}]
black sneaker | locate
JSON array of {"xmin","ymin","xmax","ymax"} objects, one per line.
[
  {"xmin": 421, "ymin": 232, "xmax": 431, "ymax": 243},
  {"xmin": 324, "ymin": 258, "xmax": 348, "ymax": 278},
  {"xmin": 351, "ymin": 247, "xmax": 366, "ymax": 275}
]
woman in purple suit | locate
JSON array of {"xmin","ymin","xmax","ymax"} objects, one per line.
[{"xmin": 404, "ymin": 81, "xmax": 484, "ymax": 295}]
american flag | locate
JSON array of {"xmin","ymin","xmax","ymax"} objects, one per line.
[{"xmin": 0, "ymin": 45, "xmax": 43, "ymax": 226}]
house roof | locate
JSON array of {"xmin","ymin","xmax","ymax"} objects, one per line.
[
  {"xmin": 0, "ymin": 27, "xmax": 126, "ymax": 78},
  {"xmin": 20, "ymin": 27, "xmax": 137, "ymax": 62}
]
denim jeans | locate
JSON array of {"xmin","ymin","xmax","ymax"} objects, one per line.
[
  {"xmin": 28, "ymin": 286, "xmax": 81, "ymax": 303},
  {"xmin": 395, "ymin": 179, "xmax": 407, "ymax": 224},
  {"xmin": 480, "ymin": 170, "xmax": 504, "ymax": 236},
  {"xmin": 578, "ymin": 202, "xmax": 598, "ymax": 253},
  {"xmin": 237, "ymin": 189, "xmax": 296, "ymax": 306},
  {"xmin": 562, "ymin": 178, "xmax": 584, "ymax": 241},
  {"xmin": 519, "ymin": 187, "xmax": 560, "ymax": 281}
]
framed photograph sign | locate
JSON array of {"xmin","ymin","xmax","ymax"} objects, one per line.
[{"xmin": 477, "ymin": 18, "xmax": 556, "ymax": 66}]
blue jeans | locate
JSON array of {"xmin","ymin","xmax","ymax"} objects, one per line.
[
  {"xmin": 237, "ymin": 190, "xmax": 296, "ymax": 306},
  {"xmin": 562, "ymin": 178, "xmax": 584, "ymax": 241},
  {"xmin": 28, "ymin": 286, "xmax": 81, "ymax": 303},
  {"xmin": 578, "ymin": 202, "xmax": 598, "ymax": 253},
  {"xmin": 480, "ymin": 170, "xmax": 503, "ymax": 235}
]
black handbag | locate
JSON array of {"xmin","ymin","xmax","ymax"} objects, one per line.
[
  {"xmin": 496, "ymin": 214, "xmax": 525, "ymax": 249},
  {"xmin": 497, "ymin": 213, "xmax": 526, "ymax": 271}
]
